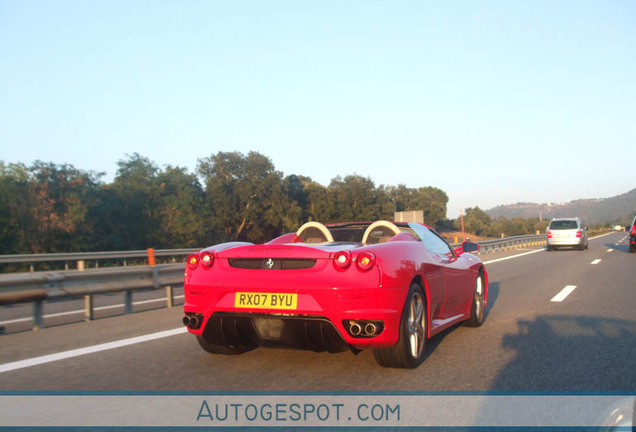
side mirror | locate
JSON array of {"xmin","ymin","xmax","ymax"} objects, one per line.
[{"xmin": 454, "ymin": 241, "xmax": 480, "ymax": 256}]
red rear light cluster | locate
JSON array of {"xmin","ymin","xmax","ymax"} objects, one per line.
[
  {"xmin": 333, "ymin": 250, "xmax": 352, "ymax": 269},
  {"xmin": 200, "ymin": 252, "xmax": 214, "ymax": 267},
  {"xmin": 547, "ymin": 232, "xmax": 552, "ymax": 239},
  {"xmin": 187, "ymin": 254, "xmax": 199, "ymax": 269},
  {"xmin": 576, "ymin": 230, "xmax": 582, "ymax": 238},
  {"xmin": 631, "ymin": 225, "xmax": 635, "ymax": 235},
  {"xmin": 187, "ymin": 252, "xmax": 214, "ymax": 269},
  {"xmin": 333, "ymin": 251, "xmax": 376, "ymax": 271},
  {"xmin": 357, "ymin": 252, "xmax": 376, "ymax": 271}
]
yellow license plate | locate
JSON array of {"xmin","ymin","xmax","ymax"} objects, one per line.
[{"xmin": 234, "ymin": 292, "xmax": 298, "ymax": 310}]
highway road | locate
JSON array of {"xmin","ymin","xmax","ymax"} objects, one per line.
[{"xmin": 0, "ymin": 231, "xmax": 634, "ymax": 392}]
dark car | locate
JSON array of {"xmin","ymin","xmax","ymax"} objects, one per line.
[{"xmin": 629, "ymin": 216, "xmax": 636, "ymax": 253}]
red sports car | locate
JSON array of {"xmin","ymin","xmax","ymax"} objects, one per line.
[{"xmin": 183, "ymin": 221, "xmax": 487, "ymax": 368}]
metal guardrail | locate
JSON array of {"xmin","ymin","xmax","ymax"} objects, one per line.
[
  {"xmin": 0, "ymin": 235, "xmax": 547, "ymax": 331},
  {"xmin": 0, "ymin": 264, "xmax": 185, "ymax": 330},
  {"xmin": 471, "ymin": 234, "xmax": 547, "ymax": 253},
  {"xmin": 0, "ymin": 248, "xmax": 198, "ymax": 272},
  {"xmin": 0, "ymin": 249, "xmax": 197, "ymax": 264}
]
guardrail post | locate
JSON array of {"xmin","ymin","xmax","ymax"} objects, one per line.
[
  {"xmin": 33, "ymin": 301, "xmax": 43, "ymax": 329},
  {"xmin": 77, "ymin": 260, "xmax": 85, "ymax": 272},
  {"xmin": 125, "ymin": 291, "xmax": 133, "ymax": 314},
  {"xmin": 153, "ymin": 267, "xmax": 159, "ymax": 289},
  {"xmin": 85, "ymin": 295, "xmax": 94, "ymax": 321},
  {"xmin": 166, "ymin": 285, "xmax": 174, "ymax": 308}
]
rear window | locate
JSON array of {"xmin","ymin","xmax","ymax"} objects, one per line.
[
  {"xmin": 549, "ymin": 220, "xmax": 578, "ymax": 230},
  {"xmin": 327, "ymin": 225, "xmax": 367, "ymax": 242}
]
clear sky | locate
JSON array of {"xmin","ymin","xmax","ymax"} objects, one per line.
[{"xmin": 1, "ymin": 1, "xmax": 634, "ymax": 218}]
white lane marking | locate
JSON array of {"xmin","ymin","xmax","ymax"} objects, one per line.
[
  {"xmin": 0, "ymin": 327, "xmax": 188, "ymax": 374},
  {"xmin": 0, "ymin": 295, "xmax": 185, "ymax": 326},
  {"xmin": 590, "ymin": 232, "xmax": 614, "ymax": 240},
  {"xmin": 591, "ymin": 259, "xmax": 602, "ymax": 265},
  {"xmin": 607, "ymin": 249, "xmax": 613, "ymax": 252},
  {"xmin": 551, "ymin": 285, "xmax": 577, "ymax": 302},
  {"xmin": 483, "ymin": 248, "xmax": 545, "ymax": 264}
]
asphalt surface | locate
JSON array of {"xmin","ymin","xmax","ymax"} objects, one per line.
[{"xmin": 0, "ymin": 231, "xmax": 634, "ymax": 392}]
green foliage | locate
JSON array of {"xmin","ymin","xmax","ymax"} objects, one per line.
[
  {"xmin": 0, "ymin": 161, "xmax": 104, "ymax": 253},
  {"xmin": 328, "ymin": 175, "xmax": 395, "ymax": 222},
  {"xmin": 455, "ymin": 208, "xmax": 550, "ymax": 239},
  {"xmin": 1, "ymin": 151, "xmax": 454, "ymax": 253},
  {"xmin": 5, "ymin": 151, "xmax": 628, "ymax": 253},
  {"xmin": 462, "ymin": 207, "xmax": 492, "ymax": 236},
  {"xmin": 387, "ymin": 184, "xmax": 448, "ymax": 228}
]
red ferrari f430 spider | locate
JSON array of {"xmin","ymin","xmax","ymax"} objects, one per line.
[{"xmin": 183, "ymin": 221, "xmax": 487, "ymax": 368}]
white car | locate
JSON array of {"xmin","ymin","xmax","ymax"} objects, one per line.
[{"xmin": 546, "ymin": 218, "xmax": 588, "ymax": 251}]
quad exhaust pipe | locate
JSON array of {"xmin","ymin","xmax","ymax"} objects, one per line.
[
  {"xmin": 350, "ymin": 322, "xmax": 363, "ymax": 336},
  {"xmin": 364, "ymin": 322, "xmax": 377, "ymax": 335},
  {"xmin": 183, "ymin": 313, "xmax": 203, "ymax": 330},
  {"xmin": 345, "ymin": 319, "xmax": 383, "ymax": 338}
]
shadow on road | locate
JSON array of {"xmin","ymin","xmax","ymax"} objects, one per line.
[
  {"xmin": 491, "ymin": 315, "xmax": 636, "ymax": 391},
  {"xmin": 484, "ymin": 281, "xmax": 499, "ymax": 321}
]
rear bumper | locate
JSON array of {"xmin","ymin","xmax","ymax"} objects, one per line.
[
  {"xmin": 547, "ymin": 238, "xmax": 585, "ymax": 247},
  {"xmin": 199, "ymin": 313, "xmax": 350, "ymax": 353},
  {"xmin": 184, "ymin": 284, "xmax": 409, "ymax": 350}
]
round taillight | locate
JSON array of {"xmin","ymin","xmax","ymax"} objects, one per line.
[
  {"xmin": 200, "ymin": 252, "xmax": 214, "ymax": 268},
  {"xmin": 356, "ymin": 252, "xmax": 376, "ymax": 271},
  {"xmin": 186, "ymin": 254, "xmax": 199, "ymax": 269},
  {"xmin": 333, "ymin": 250, "xmax": 352, "ymax": 269}
]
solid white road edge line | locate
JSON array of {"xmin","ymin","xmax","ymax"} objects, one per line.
[
  {"xmin": 0, "ymin": 327, "xmax": 188, "ymax": 374},
  {"xmin": 591, "ymin": 259, "xmax": 602, "ymax": 265},
  {"xmin": 551, "ymin": 285, "xmax": 577, "ymax": 303},
  {"xmin": 483, "ymin": 248, "xmax": 544, "ymax": 264},
  {"xmin": 0, "ymin": 295, "xmax": 186, "ymax": 326}
]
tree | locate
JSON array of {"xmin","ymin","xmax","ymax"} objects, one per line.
[
  {"xmin": 0, "ymin": 162, "xmax": 31, "ymax": 253},
  {"xmin": 197, "ymin": 151, "xmax": 292, "ymax": 243},
  {"xmin": 108, "ymin": 153, "xmax": 163, "ymax": 249},
  {"xmin": 156, "ymin": 166, "xmax": 208, "ymax": 247},
  {"xmin": 388, "ymin": 185, "xmax": 448, "ymax": 228},
  {"xmin": 463, "ymin": 207, "xmax": 492, "ymax": 236},
  {"xmin": 328, "ymin": 175, "xmax": 395, "ymax": 222}
]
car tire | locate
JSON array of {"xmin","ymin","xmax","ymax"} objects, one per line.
[
  {"xmin": 197, "ymin": 335, "xmax": 250, "ymax": 355},
  {"xmin": 630, "ymin": 245, "xmax": 635, "ymax": 253},
  {"xmin": 373, "ymin": 283, "xmax": 427, "ymax": 369},
  {"xmin": 465, "ymin": 272, "xmax": 486, "ymax": 327}
]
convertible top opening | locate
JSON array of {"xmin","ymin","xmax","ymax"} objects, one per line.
[{"xmin": 296, "ymin": 221, "xmax": 417, "ymax": 245}]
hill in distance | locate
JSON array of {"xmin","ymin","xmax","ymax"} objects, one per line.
[{"xmin": 485, "ymin": 188, "xmax": 636, "ymax": 226}]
